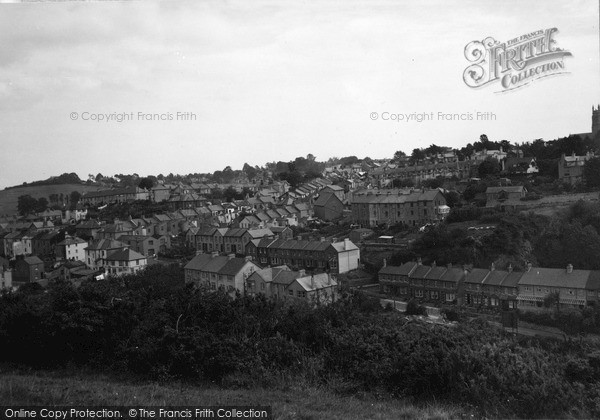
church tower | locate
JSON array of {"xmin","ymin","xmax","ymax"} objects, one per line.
[{"xmin": 593, "ymin": 105, "xmax": 600, "ymax": 137}]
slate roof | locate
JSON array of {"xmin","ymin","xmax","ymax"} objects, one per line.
[
  {"xmin": 518, "ymin": 267, "xmax": 591, "ymax": 289},
  {"xmin": 379, "ymin": 262, "xmax": 417, "ymax": 276},
  {"xmin": 105, "ymin": 248, "xmax": 146, "ymax": 261},
  {"xmin": 294, "ymin": 273, "xmax": 337, "ymax": 291}
]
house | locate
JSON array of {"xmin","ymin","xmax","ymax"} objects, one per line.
[
  {"xmin": 31, "ymin": 230, "xmax": 64, "ymax": 259},
  {"xmin": 245, "ymin": 237, "xmax": 360, "ymax": 274},
  {"xmin": 81, "ymin": 186, "xmax": 150, "ymax": 205},
  {"xmin": 321, "ymin": 184, "xmax": 345, "ymax": 201},
  {"xmin": 103, "ymin": 248, "xmax": 147, "ymax": 276},
  {"xmin": 378, "ymin": 260, "xmax": 465, "ymax": 304},
  {"xmin": 314, "ymin": 192, "xmax": 344, "ymax": 221},
  {"xmin": 118, "ymin": 234, "xmax": 169, "ymax": 257},
  {"xmin": 269, "ymin": 226, "xmax": 294, "ymax": 240},
  {"xmin": 13, "ymin": 256, "xmax": 45, "ymax": 285},
  {"xmin": 85, "ymin": 238, "xmax": 127, "ymax": 270},
  {"xmin": 75, "ymin": 220, "xmax": 103, "ymax": 239},
  {"xmin": 184, "ymin": 253, "xmax": 259, "ymax": 295},
  {"xmin": 55, "ymin": 236, "xmax": 87, "ymax": 262},
  {"xmin": 517, "ymin": 264, "xmax": 595, "ymax": 310},
  {"xmin": 245, "ymin": 267, "xmax": 338, "ymax": 304},
  {"xmin": 485, "ymin": 186, "xmax": 526, "ymax": 208},
  {"xmin": 558, "ymin": 151, "xmax": 595, "ymax": 185},
  {"xmin": 351, "ymin": 189, "xmax": 448, "ymax": 228}
]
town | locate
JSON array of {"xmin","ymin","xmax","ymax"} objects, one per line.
[{"xmin": 1, "ymin": 106, "xmax": 600, "ymax": 318}]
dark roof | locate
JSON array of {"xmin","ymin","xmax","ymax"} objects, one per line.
[
  {"xmin": 518, "ymin": 267, "xmax": 590, "ymax": 289},
  {"xmin": 464, "ymin": 268, "xmax": 489, "ymax": 284},
  {"xmin": 379, "ymin": 262, "xmax": 417, "ymax": 276},
  {"xmin": 483, "ymin": 269, "xmax": 508, "ymax": 286},
  {"xmin": 440, "ymin": 267, "xmax": 465, "ymax": 283}
]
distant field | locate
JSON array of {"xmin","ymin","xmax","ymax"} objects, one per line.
[
  {"xmin": 0, "ymin": 184, "xmax": 101, "ymax": 216},
  {"xmin": 0, "ymin": 370, "xmax": 466, "ymax": 419}
]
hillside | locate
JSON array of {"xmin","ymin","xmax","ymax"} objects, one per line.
[
  {"xmin": 0, "ymin": 369, "xmax": 465, "ymax": 420},
  {"xmin": 0, "ymin": 184, "xmax": 101, "ymax": 216}
]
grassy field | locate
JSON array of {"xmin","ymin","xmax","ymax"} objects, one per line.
[
  {"xmin": 0, "ymin": 184, "xmax": 101, "ymax": 216},
  {"xmin": 0, "ymin": 369, "xmax": 468, "ymax": 419}
]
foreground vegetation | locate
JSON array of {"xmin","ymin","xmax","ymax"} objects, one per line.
[
  {"xmin": 0, "ymin": 369, "xmax": 466, "ymax": 420},
  {"xmin": 1, "ymin": 265, "xmax": 600, "ymax": 418}
]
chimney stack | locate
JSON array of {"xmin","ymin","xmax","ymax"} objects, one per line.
[
  {"xmin": 526, "ymin": 262, "xmax": 532, "ymax": 272},
  {"xmin": 245, "ymin": 255, "xmax": 252, "ymax": 262},
  {"xmin": 447, "ymin": 263, "xmax": 452, "ymax": 269},
  {"xmin": 490, "ymin": 262, "xmax": 495, "ymax": 271},
  {"xmin": 212, "ymin": 251, "xmax": 219, "ymax": 257},
  {"xmin": 508, "ymin": 264, "xmax": 513, "ymax": 273},
  {"xmin": 299, "ymin": 269, "xmax": 306, "ymax": 277},
  {"xmin": 417, "ymin": 257, "xmax": 422, "ymax": 266},
  {"xmin": 344, "ymin": 238, "xmax": 350, "ymax": 249},
  {"xmin": 383, "ymin": 258, "xmax": 387, "ymax": 267},
  {"xmin": 567, "ymin": 264, "xmax": 573, "ymax": 274},
  {"xmin": 311, "ymin": 274, "xmax": 315, "ymax": 289},
  {"xmin": 431, "ymin": 261, "xmax": 436, "ymax": 268}
]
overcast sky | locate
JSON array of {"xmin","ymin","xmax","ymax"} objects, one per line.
[{"xmin": 0, "ymin": 0, "xmax": 598, "ymax": 188}]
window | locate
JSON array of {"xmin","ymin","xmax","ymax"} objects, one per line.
[
  {"xmin": 415, "ymin": 289, "xmax": 423, "ymax": 298},
  {"xmin": 288, "ymin": 290, "xmax": 294, "ymax": 296}
]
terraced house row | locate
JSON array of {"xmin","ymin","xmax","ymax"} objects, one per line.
[
  {"xmin": 245, "ymin": 237, "xmax": 360, "ymax": 274},
  {"xmin": 379, "ymin": 260, "xmax": 600, "ymax": 311}
]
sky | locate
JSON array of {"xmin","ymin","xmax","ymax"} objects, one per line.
[{"xmin": 0, "ymin": 0, "xmax": 598, "ymax": 189}]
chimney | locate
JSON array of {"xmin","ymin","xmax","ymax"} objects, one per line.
[
  {"xmin": 311, "ymin": 274, "xmax": 315, "ymax": 289},
  {"xmin": 417, "ymin": 257, "xmax": 422, "ymax": 266},
  {"xmin": 195, "ymin": 250, "xmax": 204, "ymax": 256},
  {"xmin": 508, "ymin": 264, "xmax": 513, "ymax": 273},
  {"xmin": 332, "ymin": 237, "xmax": 338, "ymax": 243},
  {"xmin": 227, "ymin": 254, "xmax": 235, "ymax": 260},
  {"xmin": 344, "ymin": 238, "xmax": 350, "ymax": 249},
  {"xmin": 447, "ymin": 263, "xmax": 452, "ymax": 269},
  {"xmin": 383, "ymin": 258, "xmax": 387, "ymax": 267},
  {"xmin": 320, "ymin": 237, "xmax": 325, "ymax": 242},
  {"xmin": 212, "ymin": 251, "xmax": 219, "ymax": 257},
  {"xmin": 431, "ymin": 261, "xmax": 436, "ymax": 268},
  {"xmin": 299, "ymin": 269, "xmax": 306, "ymax": 277},
  {"xmin": 490, "ymin": 262, "xmax": 495, "ymax": 271},
  {"xmin": 245, "ymin": 255, "xmax": 252, "ymax": 262},
  {"xmin": 567, "ymin": 264, "xmax": 573, "ymax": 274},
  {"xmin": 526, "ymin": 262, "xmax": 532, "ymax": 272}
]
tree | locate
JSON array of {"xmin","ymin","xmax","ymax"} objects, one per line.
[
  {"xmin": 36, "ymin": 197, "xmax": 48, "ymax": 213},
  {"xmin": 70, "ymin": 191, "xmax": 82, "ymax": 204},
  {"xmin": 17, "ymin": 195, "xmax": 38, "ymax": 215},
  {"xmin": 478, "ymin": 157, "xmax": 500, "ymax": 178},
  {"xmin": 409, "ymin": 148, "xmax": 426, "ymax": 165},
  {"xmin": 242, "ymin": 163, "xmax": 257, "ymax": 181},
  {"xmin": 584, "ymin": 157, "xmax": 600, "ymax": 188},
  {"xmin": 138, "ymin": 177, "xmax": 155, "ymax": 190},
  {"xmin": 393, "ymin": 150, "xmax": 407, "ymax": 161}
]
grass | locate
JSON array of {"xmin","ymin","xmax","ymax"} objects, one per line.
[
  {"xmin": 0, "ymin": 184, "xmax": 100, "ymax": 215},
  {"xmin": 0, "ymin": 368, "xmax": 471, "ymax": 420}
]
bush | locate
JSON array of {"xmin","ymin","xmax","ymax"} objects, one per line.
[{"xmin": 405, "ymin": 299, "xmax": 428, "ymax": 316}]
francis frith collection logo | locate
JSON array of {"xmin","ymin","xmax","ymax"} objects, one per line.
[{"xmin": 463, "ymin": 28, "xmax": 572, "ymax": 92}]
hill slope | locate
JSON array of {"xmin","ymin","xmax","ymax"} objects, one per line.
[{"xmin": 0, "ymin": 184, "xmax": 101, "ymax": 216}]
